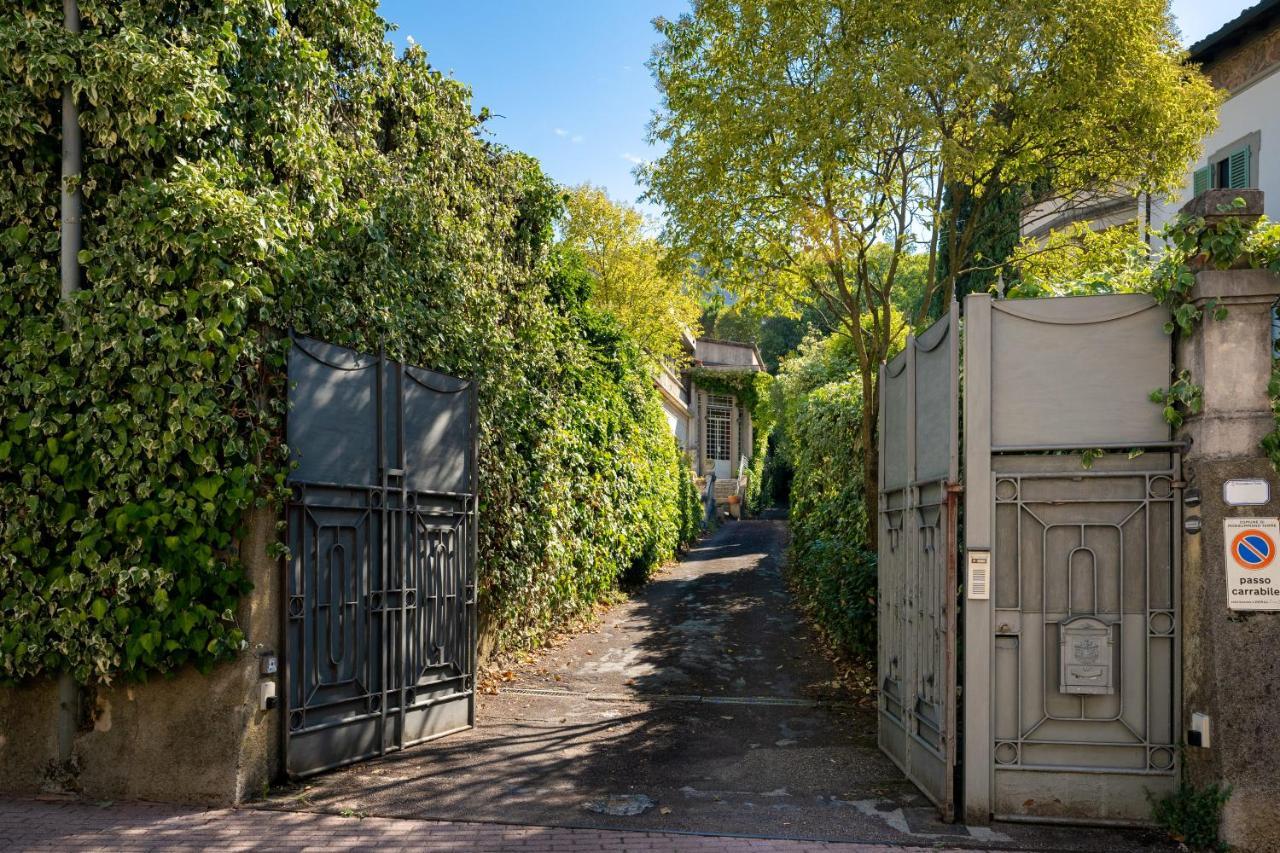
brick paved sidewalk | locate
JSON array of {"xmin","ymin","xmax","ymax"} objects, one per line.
[{"xmin": 0, "ymin": 797, "xmax": 982, "ymax": 852}]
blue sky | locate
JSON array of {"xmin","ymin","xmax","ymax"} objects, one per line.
[
  {"xmin": 377, "ymin": 1, "xmax": 1255, "ymax": 217},
  {"xmin": 377, "ymin": 1, "xmax": 685, "ymax": 218}
]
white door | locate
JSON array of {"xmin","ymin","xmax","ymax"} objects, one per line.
[{"xmin": 706, "ymin": 395, "xmax": 733, "ymax": 479}]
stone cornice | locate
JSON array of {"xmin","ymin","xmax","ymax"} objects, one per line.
[{"xmin": 1201, "ymin": 17, "xmax": 1280, "ymax": 92}]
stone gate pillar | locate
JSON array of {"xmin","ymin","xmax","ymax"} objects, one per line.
[{"xmin": 1176, "ymin": 191, "xmax": 1280, "ymax": 851}]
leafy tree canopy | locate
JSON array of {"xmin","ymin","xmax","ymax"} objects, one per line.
[
  {"xmin": 643, "ymin": 0, "xmax": 1218, "ymax": 539},
  {"xmin": 559, "ymin": 184, "xmax": 702, "ymax": 363},
  {"xmin": 1007, "ymin": 223, "xmax": 1154, "ymax": 298}
]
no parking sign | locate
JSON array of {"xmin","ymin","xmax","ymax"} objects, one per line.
[{"xmin": 1223, "ymin": 517, "xmax": 1280, "ymax": 611}]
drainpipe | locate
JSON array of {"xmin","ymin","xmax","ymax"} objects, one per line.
[
  {"xmin": 56, "ymin": 0, "xmax": 81, "ymax": 768},
  {"xmin": 60, "ymin": 0, "xmax": 81, "ymax": 300}
]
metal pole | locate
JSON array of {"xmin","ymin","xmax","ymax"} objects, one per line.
[
  {"xmin": 60, "ymin": 0, "xmax": 81, "ymax": 300},
  {"xmin": 56, "ymin": 0, "xmax": 80, "ymax": 767}
]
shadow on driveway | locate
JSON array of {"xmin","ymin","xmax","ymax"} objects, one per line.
[{"xmin": 262, "ymin": 519, "xmax": 1171, "ymax": 851}]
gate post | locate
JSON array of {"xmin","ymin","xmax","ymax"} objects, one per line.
[
  {"xmin": 961, "ymin": 293, "xmax": 994, "ymax": 825},
  {"xmin": 1177, "ymin": 192, "xmax": 1280, "ymax": 850}
]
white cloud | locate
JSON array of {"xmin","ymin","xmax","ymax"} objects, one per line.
[
  {"xmin": 621, "ymin": 153, "xmax": 646, "ymax": 165},
  {"xmin": 571, "ymin": 135, "xmax": 584, "ymax": 144},
  {"xmin": 554, "ymin": 128, "xmax": 568, "ymax": 137}
]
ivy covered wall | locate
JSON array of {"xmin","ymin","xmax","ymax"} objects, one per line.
[{"xmin": 0, "ymin": 0, "xmax": 700, "ymax": 684}]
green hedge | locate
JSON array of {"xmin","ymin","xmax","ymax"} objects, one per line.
[
  {"xmin": 777, "ymin": 335, "xmax": 876, "ymax": 657},
  {"xmin": 0, "ymin": 0, "xmax": 698, "ymax": 683}
]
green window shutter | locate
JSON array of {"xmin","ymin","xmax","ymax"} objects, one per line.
[
  {"xmin": 1193, "ymin": 166, "xmax": 1211, "ymax": 196},
  {"xmin": 1228, "ymin": 145, "xmax": 1252, "ymax": 189}
]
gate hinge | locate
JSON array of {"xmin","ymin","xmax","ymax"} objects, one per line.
[{"xmin": 946, "ymin": 482, "xmax": 965, "ymax": 494}]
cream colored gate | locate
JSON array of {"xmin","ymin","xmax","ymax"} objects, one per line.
[
  {"xmin": 962, "ymin": 294, "xmax": 1180, "ymax": 824},
  {"xmin": 877, "ymin": 304, "xmax": 960, "ymax": 820},
  {"xmin": 878, "ymin": 293, "xmax": 1183, "ymax": 825}
]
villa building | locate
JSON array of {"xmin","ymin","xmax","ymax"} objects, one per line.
[
  {"xmin": 1020, "ymin": 0, "xmax": 1280, "ymax": 243},
  {"xmin": 655, "ymin": 333, "xmax": 765, "ymax": 513}
]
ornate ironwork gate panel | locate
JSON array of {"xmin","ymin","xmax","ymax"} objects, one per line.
[
  {"xmin": 284, "ymin": 336, "xmax": 478, "ymax": 778},
  {"xmin": 877, "ymin": 303, "xmax": 960, "ymax": 821},
  {"xmin": 963, "ymin": 294, "xmax": 1180, "ymax": 823}
]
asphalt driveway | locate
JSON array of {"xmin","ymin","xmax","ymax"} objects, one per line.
[{"xmin": 263, "ymin": 518, "xmax": 1168, "ymax": 851}]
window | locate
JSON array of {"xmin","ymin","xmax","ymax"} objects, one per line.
[
  {"xmin": 1193, "ymin": 141, "xmax": 1254, "ymax": 196},
  {"xmin": 706, "ymin": 396, "xmax": 732, "ymax": 461}
]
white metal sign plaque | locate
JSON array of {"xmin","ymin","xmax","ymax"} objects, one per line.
[
  {"xmin": 1223, "ymin": 517, "xmax": 1280, "ymax": 611},
  {"xmin": 1223, "ymin": 478, "xmax": 1270, "ymax": 507},
  {"xmin": 967, "ymin": 550, "xmax": 990, "ymax": 600}
]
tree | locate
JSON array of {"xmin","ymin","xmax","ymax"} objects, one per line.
[
  {"xmin": 643, "ymin": 0, "xmax": 1218, "ymax": 542},
  {"xmin": 0, "ymin": 0, "xmax": 698, "ymax": 682},
  {"xmin": 891, "ymin": 0, "xmax": 1218, "ymax": 314},
  {"xmin": 1007, "ymin": 222, "xmax": 1154, "ymax": 298},
  {"xmin": 934, "ymin": 183, "xmax": 1026, "ymax": 308},
  {"xmin": 559, "ymin": 184, "xmax": 702, "ymax": 362}
]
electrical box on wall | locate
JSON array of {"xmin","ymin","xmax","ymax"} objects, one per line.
[
  {"xmin": 1059, "ymin": 616, "xmax": 1115, "ymax": 695},
  {"xmin": 1189, "ymin": 712, "xmax": 1211, "ymax": 748},
  {"xmin": 259, "ymin": 680, "xmax": 278, "ymax": 711},
  {"xmin": 1223, "ymin": 478, "xmax": 1269, "ymax": 506}
]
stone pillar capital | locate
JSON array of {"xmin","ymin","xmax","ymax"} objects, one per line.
[
  {"xmin": 1179, "ymin": 268, "xmax": 1280, "ymax": 461},
  {"xmin": 1178, "ymin": 187, "xmax": 1264, "ymax": 225},
  {"xmin": 1190, "ymin": 267, "xmax": 1280, "ymax": 308}
]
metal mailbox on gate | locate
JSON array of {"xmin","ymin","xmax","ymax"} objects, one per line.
[{"xmin": 1059, "ymin": 616, "xmax": 1114, "ymax": 696}]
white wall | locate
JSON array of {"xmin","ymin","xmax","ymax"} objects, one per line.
[
  {"xmin": 1149, "ymin": 68, "xmax": 1280, "ymax": 234},
  {"xmin": 693, "ymin": 339, "xmax": 761, "ymax": 369},
  {"xmin": 655, "ymin": 363, "xmax": 691, "ymax": 451},
  {"xmin": 663, "ymin": 403, "xmax": 688, "ymax": 448}
]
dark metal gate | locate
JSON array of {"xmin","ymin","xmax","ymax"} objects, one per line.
[{"xmin": 284, "ymin": 335, "xmax": 478, "ymax": 778}]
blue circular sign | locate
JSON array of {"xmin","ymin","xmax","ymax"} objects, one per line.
[{"xmin": 1235, "ymin": 531, "xmax": 1273, "ymax": 567}]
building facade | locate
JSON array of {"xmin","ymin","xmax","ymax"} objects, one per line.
[
  {"xmin": 1019, "ymin": 1, "xmax": 1280, "ymax": 244},
  {"xmin": 654, "ymin": 334, "xmax": 765, "ymax": 513},
  {"xmin": 1149, "ymin": 0, "xmax": 1280, "ymax": 234}
]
